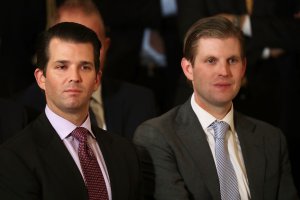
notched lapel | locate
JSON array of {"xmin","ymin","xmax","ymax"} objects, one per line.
[
  {"xmin": 175, "ymin": 101, "xmax": 220, "ymax": 199},
  {"xmin": 93, "ymin": 127, "xmax": 119, "ymax": 197},
  {"xmin": 235, "ymin": 113, "xmax": 265, "ymax": 199}
]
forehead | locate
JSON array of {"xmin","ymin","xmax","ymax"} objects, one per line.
[
  {"xmin": 196, "ymin": 37, "xmax": 242, "ymax": 56},
  {"xmin": 48, "ymin": 38, "xmax": 94, "ymax": 60}
]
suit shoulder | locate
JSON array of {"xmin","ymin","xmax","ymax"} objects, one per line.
[
  {"xmin": 142, "ymin": 104, "xmax": 181, "ymax": 125},
  {"xmin": 0, "ymin": 121, "xmax": 43, "ymax": 168},
  {"xmin": 134, "ymin": 105, "xmax": 182, "ymax": 140},
  {"xmin": 240, "ymin": 112, "xmax": 280, "ymax": 129},
  {"xmin": 0, "ymin": 113, "xmax": 54, "ymax": 150},
  {"xmin": 236, "ymin": 112, "xmax": 284, "ymax": 138}
]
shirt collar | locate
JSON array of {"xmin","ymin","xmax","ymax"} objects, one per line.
[
  {"xmin": 190, "ymin": 93, "xmax": 235, "ymax": 132},
  {"xmin": 45, "ymin": 105, "xmax": 95, "ymax": 140}
]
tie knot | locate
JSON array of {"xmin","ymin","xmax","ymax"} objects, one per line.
[
  {"xmin": 211, "ymin": 121, "xmax": 229, "ymax": 139},
  {"xmin": 71, "ymin": 127, "xmax": 90, "ymax": 143}
]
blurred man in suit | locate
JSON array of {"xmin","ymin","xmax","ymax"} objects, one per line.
[
  {"xmin": 0, "ymin": 0, "xmax": 46, "ymax": 98},
  {"xmin": 94, "ymin": 0, "xmax": 161, "ymax": 82},
  {"xmin": 134, "ymin": 16, "xmax": 298, "ymax": 200},
  {"xmin": 0, "ymin": 98, "xmax": 27, "ymax": 144},
  {"xmin": 16, "ymin": 0, "xmax": 157, "ymax": 139},
  {"xmin": 0, "ymin": 22, "xmax": 140, "ymax": 200}
]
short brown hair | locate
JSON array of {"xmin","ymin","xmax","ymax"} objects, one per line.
[{"xmin": 183, "ymin": 16, "xmax": 245, "ymax": 65}]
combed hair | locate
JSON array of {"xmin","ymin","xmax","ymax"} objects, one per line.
[{"xmin": 36, "ymin": 22, "xmax": 101, "ymax": 75}]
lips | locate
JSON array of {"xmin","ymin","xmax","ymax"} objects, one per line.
[
  {"xmin": 214, "ymin": 82, "xmax": 231, "ymax": 87},
  {"xmin": 213, "ymin": 82, "xmax": 232, "ymax": 90},
  {"xmin": 64, "ymin": 88, "xmax": 82, "ymax": 94}
]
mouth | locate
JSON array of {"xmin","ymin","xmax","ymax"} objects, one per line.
[
  {"xmin": 213, "ymin": 82, "xmax": 231, "ymax": 89},
  {"xmin": 64, "ymin": 88, "xmax": 82, "ymax": 95}
]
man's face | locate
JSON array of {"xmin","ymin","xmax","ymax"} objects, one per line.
[
  {"xmin": 35, "ymin": 38, "xmax": 100, "ymax": 116},
  {"xmin": 182, "ymin": 37, "xmax": 246, "ymax": 112}
]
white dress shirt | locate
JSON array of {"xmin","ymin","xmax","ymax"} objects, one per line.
[{"xmin": 190, "ymin": 94, "xmax": 251, "ymax": 199}]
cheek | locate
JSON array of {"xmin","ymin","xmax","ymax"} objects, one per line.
[
  {"xmin": 233, "ymin": 68, "xmax": 245, "ymax": 79},
  {"xmin": 192, "ymin": 72, "xmax": 204, "ymax": 88},
  {"xmin": 193, "ymin": 68, "xmax": 207, "ymax": 81},
  {"xmin": 44, "ymin": 75, "xmax": 63, "ymax": 93},
  {"xmin": 44, "ymin": 80, "xmax": 57, "ymax": 95},
  {"xmin": 89, "ymin": 76, "xmax": 100, "ymax": 91}
]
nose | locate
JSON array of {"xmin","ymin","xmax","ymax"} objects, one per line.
[
  {"xmin": 69, "ymin": 68, "xmax": 82, "ymax": 83},
  {"xmin": 218, "ymin": 62, "xmax": 231, "ymax": 76}
]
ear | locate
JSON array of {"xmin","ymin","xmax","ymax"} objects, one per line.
[
  {"xmin": 104, "ymin": 37, "xmax": 111, "ymax": 50},
  {"xmin": 181, "ymin": 57, "xmax": 194, "ymax": 81},
  {"xmin": 242, "ymin": 57, "xmax": 247, "ymax": 77},
  {"xmin": 93, "ymin": 71, "xmax": 101, "ymax": 91},
  {"xmin": 100, "ymin": 37, "xmax": 111, "ymax": 55},
  {"xmin": 240, "ymin": 57, "xmax": 247, "ymax": 86},
  {"xmin": 34, "ymin": 68, "xmax": 46, "ymax": 91}
]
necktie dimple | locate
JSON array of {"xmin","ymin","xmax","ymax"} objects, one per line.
[
  {"xmin": 72, "ymin": 127, "xmax": 108, "ymax": 200},
  {"xmin": 211, "ymin": 121, "xmax": 240, "ymax": 200}
]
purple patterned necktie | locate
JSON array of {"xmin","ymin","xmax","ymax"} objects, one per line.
[
  {"xmin": 72, "ymin": 127, "xmax": 109, "ymax": 200},
  {"xmin": 211, "ymin": 121, "xmax": 240, "ymax": 200}
]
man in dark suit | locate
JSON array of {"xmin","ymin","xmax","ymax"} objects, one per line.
[
  {"xmin": 16, "ymin": 0, "xmax": 157, "ymax": 139},
  {"xmin": 175, "ymin": 0, "xmax": 300, "ymax": 189},
  {"xmin": 0, "ymin": 98, "xmax": 28, "ymax": 144},
  {"xmin": 134, "ymin": 16, "xmax": 298, "ymax": 199},
  {"xmin": 0, "ymin": 22, "xmax": 140, "ymax": 199}
]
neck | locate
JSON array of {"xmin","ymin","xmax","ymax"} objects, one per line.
[
  {"xmin": 47, "ymin": 104, "xmax": 89, "ymax": 126},
  {"xmin": 195, "ymin": 98, "xmax": 232, "ymax": 120}
]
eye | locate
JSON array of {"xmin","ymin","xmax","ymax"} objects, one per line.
[
  {"xmin": 206, "ymin": 57, "xmax": 216, "ymax": 64},
  {"xmin": 55, "ymin": 65, "xmax": 66, "ymax": 70},
  {"xmin": 228, "ymin": 57, "xmax": 239, "ymax": 65},
  {"xmin": 81, "ymin": 65, "xmax": 92, "ymax": 71}
]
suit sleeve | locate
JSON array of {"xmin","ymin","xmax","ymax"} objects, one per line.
[
  {"xmin": 133, "ymin": 123, "xmax": 190, "ymax": 200},
  {"xmin": 0, "ymin": 147, "xmax": 40, "ymax": 200},
  {"xmin": 277, "ymin": 131, "xmax": 300, "ymax": 200}
]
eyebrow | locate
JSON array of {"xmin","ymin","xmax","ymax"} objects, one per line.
[
  {"xmin": 80, "ymin": 61, "xmax": 94, "ymax": 66},
  {"xmin": 54, "ymin": 60, "xmax": 69, "ymax": 65},
  {"xmin": 54, "ymin": 60, "xmax": 94, "ymax": 66}
]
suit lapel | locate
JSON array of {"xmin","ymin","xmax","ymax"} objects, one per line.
[
  {"xmin": 34, "ymin": 113, "xmax": 88, "ymax": 199},
  {"xmin": 93, "ymin": 127, "xmax": 122, "ymax": 200},
  {"xmin": 175, "ymin": 100, "xmax": 221, "ymax": 199},
  {"xmin": 234, "ymin": 112, "xmax": 265, "ymax": 199}
]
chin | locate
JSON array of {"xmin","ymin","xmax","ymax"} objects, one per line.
[{"xmin": 63, "ymin": 101, "xmax": 84, "ymax": 110}]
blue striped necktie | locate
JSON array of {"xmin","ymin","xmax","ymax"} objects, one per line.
[{"xmin": 211, "ymin": 121, "xmax": 240, "ymax": 200}]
